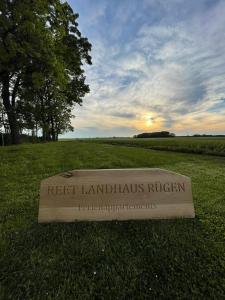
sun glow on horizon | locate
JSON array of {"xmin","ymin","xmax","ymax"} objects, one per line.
[
  {"xmin": 132, "ymin": 113, "xmax": 166, "ymax": 132},
  {"xmin": 146, "ymin": 115, "xmax": 153, "ymax": 127}
]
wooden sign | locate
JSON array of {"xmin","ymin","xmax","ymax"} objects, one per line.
[{"xmin": 38, "ymin": 168, "xmax": 195, "ymax": 222}]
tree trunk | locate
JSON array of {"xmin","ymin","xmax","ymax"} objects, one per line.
[
  {"xmin": 35, "ymin": 122, "xmax": 38, "ymax": 137},
  {"xmin": 42, "ymin": 127, "xmax": 46, "ymax": 141},
  {"xmin": 50, "ymin": 116, "xmax": 56, "ymax": 141},
  {"xmin": 1, "ymin": 73, "xmax": 20, "ymax": 144}
]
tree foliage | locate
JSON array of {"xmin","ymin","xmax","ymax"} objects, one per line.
[
  {"xmin": 0, "ymin": 0, "xmax": 91, "ymax": 144},
  {"xmin": 134, "ymin": 131, "xmax": 176, "ymax": 138}
]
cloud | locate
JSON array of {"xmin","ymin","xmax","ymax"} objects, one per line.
[
  {"xmin": 109, "ymin": 112, "xmax": 137, "ymax": 119},
  {"xmin": 68, "ymin": 0, "xmax": 225, "ymax": 137}
]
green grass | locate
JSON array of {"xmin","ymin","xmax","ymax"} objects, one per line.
[
  {"xmin": 0, "ymin": 140, "xmax": 225, "ymax": 299},
  {"xmin": 85, "ymin": 136, "xmax": 225, "ymax": 156}
]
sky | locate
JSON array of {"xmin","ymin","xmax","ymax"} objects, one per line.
[{"xmin": 64, "ymin": 0, "xmax": 225, "ymax": 138}]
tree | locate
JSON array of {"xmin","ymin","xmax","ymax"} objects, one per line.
[
  {"xmin": 19, "ymin": 77, "xmax": 78, "ymax": 141},
  {"xmin": 134, "ymin": 131, "xmax": 176, "ymax": 138},
  {"xmin": 0, "ymin": 0, "xmax": 91, "ymax": 144}
]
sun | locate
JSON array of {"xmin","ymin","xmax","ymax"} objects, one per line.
[{"xmin": 146, "ymin": 115, "xmax": 153, "ymax": 127}]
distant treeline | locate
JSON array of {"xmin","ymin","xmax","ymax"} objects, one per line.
[
  {"xmin": 133, "ymin": 132, "xmax": 225, "ymax": 139},
  {"xmin": 134, "ymin": 131, "xmax": 176, "ymax": 138},
  {"xmin": 192, "ymin": 134, "xmax": 225, "ymax": 137}
]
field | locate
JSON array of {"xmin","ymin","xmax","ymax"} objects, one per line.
[
  {"xmin": 0, "ymin": 139, "xmax": 225, "ymax": 299},
  {"xmin": 84, "ymin": 136, "xmax": 225, "ymax": 156}
]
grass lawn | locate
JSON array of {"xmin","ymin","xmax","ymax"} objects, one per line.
[{"xmin": 0, "ymin": 140, "xmax": 225, "ymax": 299}]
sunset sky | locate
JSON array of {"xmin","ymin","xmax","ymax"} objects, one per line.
[{"xmin": 65, "ymin": 0, "xmax": 225, "ymax": 137}]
